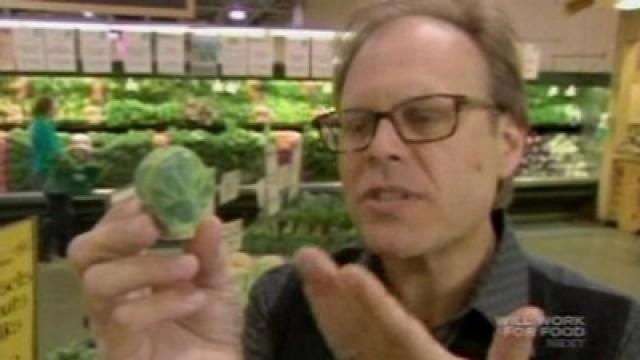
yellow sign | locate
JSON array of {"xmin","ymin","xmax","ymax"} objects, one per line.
[{"xmin": 0, "ymin": 218, "xmax": 37, "ymax": 360}]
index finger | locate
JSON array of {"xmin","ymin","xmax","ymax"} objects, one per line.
[
  {"xmin": 339, "ymin": 264, "xmax": 454, "ymax": 359},
  {"xmin": 68, "ymin": 196, "xmax": 161, "ymax": 273}
]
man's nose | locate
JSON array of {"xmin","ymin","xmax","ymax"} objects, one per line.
[{"xmin": 367, "ymin": 117, "xmax": 406, "ymax": 160}]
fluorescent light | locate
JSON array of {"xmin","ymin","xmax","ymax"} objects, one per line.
[
  {"xmin": 228, "ymin": 9, "xmax": 248, "ymax": 21},
  {"xmin": 82, "ymin": 11, "xmax": 95, "ymax": 18},
  {"xmin": 616, "ymin": 0, "xmax": 640, "ymax": 10}
]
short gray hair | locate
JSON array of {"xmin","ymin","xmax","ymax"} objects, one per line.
[{"xmin": 333, "ymin": 0, "xmax": 529, "ymax": 208}]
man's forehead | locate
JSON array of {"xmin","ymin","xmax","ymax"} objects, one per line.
[{"xmin": 342, "ymin": 16, "xmax": 490, "ymax": 107}]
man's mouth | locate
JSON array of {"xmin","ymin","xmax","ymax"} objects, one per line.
[{"xmin": 360, "ymin": 186, "xmax": 422, "ymax": 212}]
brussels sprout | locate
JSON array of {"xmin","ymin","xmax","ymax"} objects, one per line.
[{"xmin": 134, "ymin": 145, "xmax": 215, "ymax": 240}]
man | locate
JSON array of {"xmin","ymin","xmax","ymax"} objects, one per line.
[{"xmin": 68, "ymin": 0, "xmax": 639, "ymax": 359}]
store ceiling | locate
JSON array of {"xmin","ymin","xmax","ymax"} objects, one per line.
[
  {"xmin": 1, "ymin": 0, "xmax": 301, "ymax": 26},
  {"xmin": 196, "ymin": 0, "xmax": 300, "ymax": 26}
]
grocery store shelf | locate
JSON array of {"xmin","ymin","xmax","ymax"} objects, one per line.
[
  {"xmin": 239, "ymin": 177, "xmax": 599, "ymax": 193},
  {"xmin": 0, "ymin": 176, "xmax": 598, "ymax": 205},
  {"xmin": 515, "ymin": 176, "xmax": 598, "ymax": 188},
  {"xmin": 0, "ymin": 121, "xmax": 312, "ymax": 133},
  {"xmin": 528, "ymin": 123, "xmax": 584, "ymax": 135}
]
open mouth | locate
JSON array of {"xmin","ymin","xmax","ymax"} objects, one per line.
[{"xmin": 361, "ymin": 186, "xmax": 421, "ymax": 213}]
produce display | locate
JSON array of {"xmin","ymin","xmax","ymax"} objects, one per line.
[
  {"xmin": 3, "ymin": 128, "xmax": 269, "ymax": 191},
  {"xmin": 303, "ymin": 129, "xmax": 339, "ymax": 181},
  {"xmin": 244, "ymin": 192, "xmax": 357, "ymax": 256},
  {"xmin": 91, "ymin": 131, "xmax": 154, "ymax": 188},
  {"xmin": 135, "ymin": 146, "xmax": 215, "ymax": 240},
  {"xmin": 0, "ymin": 76, "xmax": 611, "ymax": 191},
  {"xmin": 0, "ymin": 77, "xmax": 333, "ymax": 127},
  {"xmin": 520, "ymin": 133, "xmax": 595, "ymax": 178}
]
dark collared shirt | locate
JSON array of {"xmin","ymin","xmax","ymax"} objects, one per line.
[{"xmin": 243, "ymin": 211, "xmax": 640, "ymax": 359}]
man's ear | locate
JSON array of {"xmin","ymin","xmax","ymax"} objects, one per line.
[{"xmin": 497, "ymin": 115, "xmax": 526, "ymax": 179}]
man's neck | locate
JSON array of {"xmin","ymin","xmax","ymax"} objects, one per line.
[{"xmin": 380, "ymin": 218, "xmax": 497, "ymax": 330}]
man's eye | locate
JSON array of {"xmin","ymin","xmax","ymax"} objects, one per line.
[{"xmin": 342, "ymin": 116, "xmax": 370, "ymax": 133}]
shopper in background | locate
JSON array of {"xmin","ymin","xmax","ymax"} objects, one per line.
[
  {"xmin": 30, "ymin": 96, "xmax": 61, "ymax": 188},
  {"xmin": 68, "ymin": 0, "xmax": 639, "ymax": 359},
  {"xmin": 29, "ymin": 96, "xmax": 70, "ymax": 260}
]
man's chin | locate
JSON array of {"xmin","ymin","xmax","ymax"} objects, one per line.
[{"xmin": 360, "ymin": 225, "xmax": 444, "ymax": 260}]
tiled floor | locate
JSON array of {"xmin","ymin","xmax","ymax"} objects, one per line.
[{"xmin": 37, "ymin": 222, "xmax": 640, "ymax": 359}]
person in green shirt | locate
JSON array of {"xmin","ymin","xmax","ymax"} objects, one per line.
[
  {"xmin": 29, "ymin": 97, "xmax": 73, "ymax": 261},
  {"xmin": 30, "ymin": 96, "xmax": 62, "ymax": 187}
]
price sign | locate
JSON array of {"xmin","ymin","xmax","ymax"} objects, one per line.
[
  {"xmin": 278, "ymin": 164, "xmax": 291, "ymax": 192},
  {"xmin": 0, "ymin": 29, "xmax": 15, "ymax": 71},
  {"xmin": 13, "ymin": 28, "xmax": 46, "ymax": 71},
  {"xmin": 285, "ymin": 36, "xmax": 310, "ymax": 78},
  {"xmin": 219, "ymin": 170, "xmax": 242, "ymax": 205},
  {"xmin": 220, "ymin": 36, "xmax": 248, "ymax": 76},
  {"xmin": 156, "ymin": 33, "xmax": 185, "ymax": 74},
  {"xmin": 221, "ymin": 220, "xmax": 244, "ymax": 251},
  {"xmin": 45, "ymin": 29, "xmax": 77, "ymax": 72},
  {"xmin": 248, "ymin": 35, "xmax": 274, "ymax": 77},
  {"xmin": 311, "ymin": 37, "xmax": 334, "ymax": 79},
  {"xmin": 289, "ymin": 139, "xmax": 304, "ymax": 199},
  {"xmin": 190, "ymin": 34, "xmax": 219, "ymax": 75},
  {"xmin": 265, "ymin": 142, "xmax": 279, "ymax": 178},
  {"xmin": 122, "ymin": 31, "xmax": 152, "ymax": 73},
  {"xmin": 255, "ymin": 178, "xmax": 266, "ymax": 209},
  {"xmin": 80, "ymin": 30, "xmax": 112, "ymax": 73},
  {"xmin": 0, "ymin": 219, "xmax": 37, "ymax": 360},
  {"xmin": 265, "ymin": 178, "xmax": 282, "ymax": 216}
]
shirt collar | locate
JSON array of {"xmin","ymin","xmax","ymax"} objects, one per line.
[
  {"xmin": 470, "ymin": 210, "xmax": 530, "ymax": 326},
  {"xmin": 358, "ymin": 210, "xmax": 530, "ymax": 327}
]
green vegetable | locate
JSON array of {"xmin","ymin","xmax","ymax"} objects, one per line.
[
  {"xmin": 93, "ymin": 131, "xmax": 153, "ymax": 187},
  {"xmin": 134, "ymin": 145, "xmax": 215, "ymax": 240}
]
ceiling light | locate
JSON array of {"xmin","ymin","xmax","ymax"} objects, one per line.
[
  {"xmin": 228, "ymin": 9, "xmax": 248, "ymax": 21},
  {"xmin": 615, "ymin": 0, "xmax": 640, "ymax": 10}
]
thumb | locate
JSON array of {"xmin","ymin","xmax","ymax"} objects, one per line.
[
  {"xmin": 488, "ymin": 306, "xmax": 544, "ymax": 360},
  {"xmin": 184, "ymin": 215, "xmax": 231, "ymax": 289}
]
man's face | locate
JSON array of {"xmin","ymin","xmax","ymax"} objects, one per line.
[{"xmin": 339, "ymin": 17, "xmax": 524, "ymax": 259}]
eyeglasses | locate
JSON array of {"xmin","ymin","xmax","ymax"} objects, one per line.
[{"xmin": 311, "ymin": 94, "xmax": 502, "ymax": 153}]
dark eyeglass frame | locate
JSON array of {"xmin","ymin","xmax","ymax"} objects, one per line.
[{"xmin": 311, "ymin": 93, "xmax": 505, "ymax": 153}]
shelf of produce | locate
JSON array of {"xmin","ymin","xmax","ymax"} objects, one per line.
[
  {"xmin": 0, "ymin": 176, "xmax": 598, "ymax": 227},
  {"xmin": 0, "ymin": 122, "xmax": 586, "ymax": 135}
]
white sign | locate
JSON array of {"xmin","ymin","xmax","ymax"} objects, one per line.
[
  {"xmin": 122, "ymin": 32, "xmax": 153, "ymax": 73},
  {"xmin": 285, "ymin": 37, "xmax": 310, "ymax": 78},
  {"xmin": 45, "ymin": 29, "xmax": 77, "ymax": 72},
  {"xmin": 278, "ymin": 165, "xmax": 291, "ymax": 191},
  {"xmin": 248, "ymin": 35, "xmax": 274, "ymax": 77},
  {"xmin": 156, "ymin": 33, "xmax": 185, "ymax": 75},
  {"xmin": 265, "ymin": 142, "xmax": 279, "ymax": 178},
  {"xmin": 220, "ymin": 36, "xmax": 248, "ymax": 76},
  {"xmin": 521, "ymin": 43, "xmax": 541, "ymax": 80},
  {"xmin": 219, "ymin": 170, "xmax": 242, "ymax": 205},
  {"xmin": 265, "ymin": 178, "xmax": 282, "ymax": 216},
  {"xmin": 221, "ymin": 220, "xmax": 244, "ymax": 251},
  {"xmin": 311, "ymin": 37, "xmax": 334, "ymax": 79},
  {"xmin": 0, "ymin": 29, "xmax": 15, "ymax": 71},
  {"xmin": 13, "ymin": 28, "xmax": 46, "ymax": 71},
  {"xmin": 80, "ymin": 31, "xmax": 112, "ymax": 73},
  {"xmin": 255, "ymin": 178, "xmax": 266, "ymax": 209},
  {"xmin": 190, "ymin": 35, "xmax": 219, "ymax": 75},
  {"xmin": 289, "ymin": 139, "xmax": 304, "ymax": 199}
]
